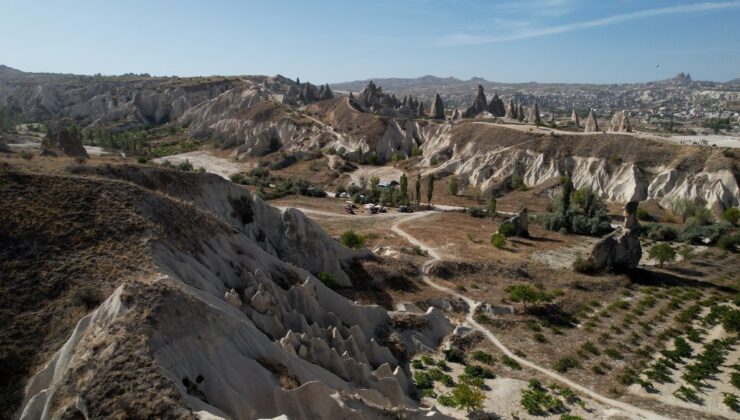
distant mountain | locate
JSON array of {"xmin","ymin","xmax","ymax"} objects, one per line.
[
  {"xmin": 331, "ymin": 75, "xmax": 481, "ymax": 92},
  {"xmin": 728, "ymin": 77, "xmax": 740, "ymax": 84}
]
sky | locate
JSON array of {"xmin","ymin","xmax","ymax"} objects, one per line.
[{"xmin": 1, "ymin": 0, "xmax": 739, "ymax": 84}]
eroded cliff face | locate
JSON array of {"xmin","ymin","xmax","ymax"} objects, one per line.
[
  {"xmin": 415, "ymin": 123, "xmax": 739, "ymax": 209},
  {"xmin": 9, "ymin": 167, "xmax": 453, "ymax": 420}
]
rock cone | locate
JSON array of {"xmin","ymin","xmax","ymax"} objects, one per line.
[
  {"xmin": 584, "ymin": 109, "xmax": 599, "ymax": 132},
  {"xmin": 430, "ymin": 94, "xmax": 445, "ymax": 119}
]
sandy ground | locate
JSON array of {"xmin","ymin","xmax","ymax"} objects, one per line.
[
  {"xmin": 530, "ymin": 237, "xmax": 598, "ymax": 269},
  {"xmin": 152, "ymin": 150, "xmax": 245, "ymax": 179}
]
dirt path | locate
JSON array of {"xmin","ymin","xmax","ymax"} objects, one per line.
[{"xmin": 390, "ymin": 211, "xmax": 668, "ymax": 420}]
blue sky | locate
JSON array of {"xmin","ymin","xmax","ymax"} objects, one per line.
[{"xmin": 1, "ymin": 0, "xmax": 739, "ymax": 83}]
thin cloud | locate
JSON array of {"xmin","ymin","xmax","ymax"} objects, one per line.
[{"xmin": 438, "ymin": 1, "xmax": 740, "ymax": 46}]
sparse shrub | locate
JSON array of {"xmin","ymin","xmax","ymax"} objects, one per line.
[
  {"xmin": 641, "ymin": 223, "xmax": 678, "ymax": 241},
  {"xmin": 581, "ymin": 341, "xmax": 600, "ymax": 356},
  {"xmin": 572, "ymin": 254, "xmax": 597, "ymax": 274},
  {"xmin": 411, "ymin": 359, "xmax": 424, "ymax": 370},
  {"xmin": 591, "ymin": 365, "xmax": 605, "ymax": 375},
  {"xmin": 534, "ymin": 332, "xmax": 548, "ymax": 343},
  {"xmin": 316, "ymin": 272, "xmax": 339, "ymax": 289},
  {"xmin": 69, "ymin": 284, "xmax": 102, "ymax": 309},
  {"xmin": 19, "ymin": 150, "xmax": 33, "ymax": 160},
  {"xmin": 471, "ymin": 350, "xmax": 494, "ymax": 365},
  {"xmin": 464, "ymin": 364, "xmax": 495, "ymax": 380},
  {"xmin": 723, "ymin": 393, "xmax": 739, "ymax": 412},
  {"xmin": 340, "ymin": 230, "xmax": 365, "ymax": 249},
  {"xmin": 421, "ymin": 355, "xmax": 435, "ymax": 366},
  {"xmin": 501, "ymin": 355, "xmax": 521, "ymax": 370},
  {"xmin": 176, "ymin": 159, "xmax": 194, "ymax": 171},
  {"xmin": 491, "ymin": 233, "xmax": 506, "ymax": 248},
  {"xmin": 553, "ymin": 357, "xmax": 579, "ymax": 373}
]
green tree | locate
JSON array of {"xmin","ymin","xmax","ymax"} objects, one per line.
[
  {"xmin": 399, "ymin": 173, "xmax": 408, "ymax": 204},
  {"xmin": 370, "ymin": 176, "xmax": 380, "ymax": 195},
  {"xmin": 415, "ymin": 173, "xmax": 421, "ymax": 205},
  {"xmin": 506, "ymin": 284, "xmax": 552, "ymax": 310},
  {"xmin": 649, "ymin": 243, "xmax": 676, "ymax": 267},
  {"xmin": 561, "ymin": 175, "xmax": 573, "ymax": 215},
  {"xmin": 451, "ymin": 383, "xmax": 484, "ymax": 413},
  {"xmin": 448, "ymin": 175, "xmax": 459, "ymax": 196},
  {"xmin": 487, "ymin": 196, "xmax": 497, "ymax": 219},
  {"xmin": 426, "ymin": 175, "xmax": 434, "ymax": 205}
]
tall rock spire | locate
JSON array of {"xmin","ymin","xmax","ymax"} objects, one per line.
[
  {"xmin": 431, "ymin": 93, "xmax": 445, "ymax": 119},
  {"xmin": 571, "ymin": 108, "xmax": 580, "ymax": 127},
  {"xmin": 584, "ymin": 109, "xmax": 599, "ymax": 132}
]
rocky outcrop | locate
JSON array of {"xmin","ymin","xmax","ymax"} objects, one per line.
[
  {"xmin": 505, "ymin": 99, "xmax": 517, "ymax": 119},
  {"xmin": 488, "ymin": 93, "xmax": 506, "ymax": 117},
  {"xmin": 12, "ymin": 167, "xmax": 453, "ymax": 420},
  {"xmin": 430, "ymin": 94, "xmax": 445, "ymax": 119},
  {"xmin": 587, "ymin": 201, "xmax": 642, "ymax": 271},
  {"xmin": 419, "ymin": 123, "xmax": 739, "ymax": 210},
  {"xmin": 571, "ymin": 109, "xmax": 580, "ymax": 127},
  {"xmin": 462, "ymin": 85, "xmax": 488, "ymax": 118},
  {"xmin": 609, "ymin": 110, "xmax": 632, "ymax": 133},
  {"xmin": 517, "ymin": 104, "xmax": 525, "ymax": 122},
  {"xmin": 40, "ymin": 127, "xmax": 89, "ymax": 158},
  {"xmin": 528, "ymin": 103, "xmax": 542, "ymax": 125},
  {"xmin": 584, "ymin": 109, "xmax": 599, "ymax": 132},
  {"xmin": 451, "ymin": 109, "xmax": 460, "ymax": 120}
]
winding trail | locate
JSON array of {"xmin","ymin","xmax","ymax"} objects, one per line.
[{"xmin": 390, "ymin": 211, "xmax": 668, "ymax": 420}]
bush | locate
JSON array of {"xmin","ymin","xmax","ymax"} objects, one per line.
[
  {"xmin": 413, "ymin": 371, "xmax": 433, "ymax": 389},
  {"xmin": 466, "ymin": 207, "xmax": 486, "ymax": 218},
  {"xmin": 722, "ymin": 208, "xmax": 740, "ymax": 226},
  {"xmin": 679, "ymin": 221, "xmax": 732, "ymax": 245},
  {"xmin": 506, "ymin": 284, "xmax": 553, "ymax": 309},
  {"xmin": 510, "ymin": 175, "xmax": 527, "ymax": 191},
  {"xmin": 553, "ymin": 357, "xmax": 579, "ymax": 373},
  {"xmin": 642, "ymin": 223, "xmax": 679, "ymax": 241},
  {"xmin": 723, "ymin": 393, "xmax": 739, "ymax": 412},
  {"xmin": 498, "ymin": 222, "xmax": 516, "ymax": 237},
  {"xmin": 491, "ymin": 233, "xmax": 506, "ymax": 248},
  {"xmin": 317, "ymin": 272, "xmax": 339, "ymax": 289},
  {"xmin": 636, "ymin": 207, "xmax": 653, "ymax": 221},
  {"xmin": 471, "ymin": 350, "xmax": 494, "ymax": 365},
  {"xmin": 648, "ymin": 243, "xmax": 676, "ymax": 267},
  {"xmin": 572, "ymin": 255, "xmax": 597, "ymax": 274},
  {"xmin": 340, "ymin": 230, "xmax": 365, "ymax": 249},
  {"xmin": 69, "ymin": 285, "xmax": 102, "ymax": 309},
  {"xmin": 501, "ymin": 355, "xmax": 521, "ymax": 370},
  {"xmin": 19, "ymin": 150, "xmax": 33, "ymax": 160},
  {"xmin": 717, "ymin": 233, "xmax": 740, "ymax": 251},
  {"xmin": 443, "ymin": 348, "xmax": 465, "ymax": 364},
  {"xmin": 443, "ymin": 383, "xmax": 485, "ymax": 413},
  {"xmin": 176, "ymin": 159, "xmax": 194, "ymax": 171}
]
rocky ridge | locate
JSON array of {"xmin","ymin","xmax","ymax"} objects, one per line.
[{"xmin": 4, "ymin": 165, "xmax": 453, "ymax": 420}]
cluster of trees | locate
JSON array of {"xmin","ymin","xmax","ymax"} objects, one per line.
[
  {"xmin": 1, "ymin": 106, "xmax": 23, "ymax": 131},
  {"xmin": 338, "ymin": 172, "xmax": 435, "ymax": 206},
  {"xmin": 643, "ymin": 201, "xmax": 739, "ymax": 250},
  {"xmin": 537, "ymin": 176, "xmax": 612, "ymax": 236}
]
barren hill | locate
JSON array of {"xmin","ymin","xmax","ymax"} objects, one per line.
[{"xmin": 0, "ymin": 162, "xmax": 453, "ymax": 419}]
